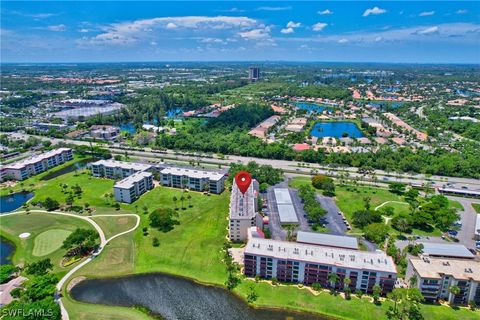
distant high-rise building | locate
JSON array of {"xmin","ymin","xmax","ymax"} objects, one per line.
[{"xmin": 248, "ymin": 67, "xmax": 260, "ymax": 81}]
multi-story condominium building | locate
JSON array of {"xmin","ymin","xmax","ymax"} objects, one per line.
[
  {"xmin": 229, "ymin": 179, "xmax": 263, "ymax": 242},
  {"xmin": 1, "ymin": 148, "xmax": 73, "ymax": 181},
  {"xmin": 160, "ymin": 167, "xmax": 225, "ymax": 194},
  {"xmin": 113, "ymin": 171, "xmax": 154, "ymax": 203},
  {"xmin": 407, "ymin": 257, "xmax": 480, "ymax": 305},
  {"xmin": 90, "ymin": 159, "xmax": 152, "ymax": 180},
  {"xmin": 244, "ymin": 228, "xmax": 397, "ymax": 294}
]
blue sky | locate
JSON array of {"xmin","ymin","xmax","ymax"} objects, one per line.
[{"xmin": 1, "ymin": 1, "xmax": 479, "ymax": 63}]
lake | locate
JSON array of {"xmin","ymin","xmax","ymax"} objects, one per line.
[
  {"xmin": 70, "ymin": 273, "xmax": 330, "ymax": 320},
  {"xmin": 293, "ymin": 102, "xmax": 334, "ymax": 113},
  {"xmin": 0, "ymin": 191, "xmax": 34, "ymax": 214},
  {"xmin": 0, "ymin": 237, "xmax": 14, "ymax": 265},
  {"xmin": 310, "ymin": 122, "xmax": 364, "ymax": 138},
  {"xmin": 40, "ymin": 158, "xmax": 94, "ymax": 180}
]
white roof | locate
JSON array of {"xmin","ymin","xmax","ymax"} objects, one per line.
[
  {"xmin": 419, "ymin": 242, "xmax": 474, "ymax": 259},
  {"xmin": 114, "ymin": 171, "xmax": 152, "ymax": 189},
  {"xmin": 245, "ymin": 237, "xmax": 397, "ymax": 274},
  {"xmin": 439, "ymin": 187, "xmax": 480, "ymax": 196},
  {"xmin": 160, "ymin": 167, "xmax": 224, "ymax": 181},
  {"xmin": 229, "ymin": 179, "xmax": 258, "ymax": 220},
  {"xmin": 91, "ymin": 159, "xmax": 151, "ymax": 172},
  {"xmin": 4, "ymin": 148, "xmax": 72, "ymax": 170},
  {"xmin": 297, "ymin": 231, "xmax": 359, "ymax": 250},
  {"xmin": 409, "ymin": 257, "xmax": 480, "ymax": 281},
  {"xmin": 274, "ymin": 188, "xmax": 299, "ymax": 224}
]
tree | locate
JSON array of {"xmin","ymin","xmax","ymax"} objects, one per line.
[
  {"xmin": 312, "ymin": 282, "xmax": 321, "ymax": 291},
  {"xmin": 0, "ymin": 264, "xmax": 17, "ymax": 284},
  {"xmin": 25, "ymin": 259, "xmax": 53, "ymax": 276},
  {"xmin": 152, "ymin": 237, "xmax": 160, "ymax": 247},
  {"xmin": 62, "ymin": 228, "xmax": 99, "ymax": 253},
  {"xmin": 363, "ymin": 196, "xmax": 372, "ymax": 210},
  {"xmin": 389, "ymin": 182, "xmax": 406, "ymax": 195},
  {"xmin": 246, "ymin": 285, "xmax": 258, "ymax": 303},
  {"xmin": 225, "ymin": 273, "xmax": 240, "ymax": 290},
  {"xmin": 364, "ymin": 223, "xmax": 390, "ymax": 244},
  {"xmin": 172, "ymin": 196, "xmax": 178, "ymax": 210},
  {"xmin": 327, "ymin": 273, "xmax": 340, "ymax": 291},
  {"xmin": 149, "ymin": 208, "xmax": 179, "ymax": 232},
  {"xmin": 43, "ymin": 197, "xmax": 59, "ymax": 211},
  {"xmin": 386, "ymin": 288, "xmax": 424, "ymax": 320},
  {"xmin": 180, "ymin": 195, "xmax": 186, "ymax": 210},
  {"xmin": 352, "ymin": 209, "xmax": 382, "ymax": 228},
  {"xmin": 404, "ymin": 188, "xmax": 419, "ymax": 203},
  {"xmin": 373, "ymin": 285, "xmax": 382, "ymax": 304},
  {"xmin": 449, "ymin": 285, "xmax": 460, "ymax": 305},
  {"xmin": 391, "ymin": 214, "xmax": 413, "ymax": 233},
  {"xmin": 187, "ymin": 193, "xmax": 192, "ymax": 207}
]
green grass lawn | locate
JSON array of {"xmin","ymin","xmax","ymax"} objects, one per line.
[
  {"xmin": 32, "ymin": 229, "xmax": 72, "ymax": 257},
  {"xmin": 0, "ymin": 212, "xmax": 94, "ymax": 276},
  {"xmin": 90, "ymin": 215, "xmax": 137, "ymax": 240},
  {"xmin": 472, "ymin": 203, "xmax": 480, "ymax": 213}
]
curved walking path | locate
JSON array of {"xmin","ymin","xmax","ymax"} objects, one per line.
[
  {"xmin": 0, "ymin": 209, "xmax": 140, "ymax": 320},
  {"xmin": 374, "ymin": 200, "xmax": 408, "ymax": 211}
]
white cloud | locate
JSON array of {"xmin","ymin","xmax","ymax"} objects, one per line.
[
  {"xmin": 165, "ymin": 22, "xmax": 177, "ymax": 29},
  {"xmin": 312, "ymin": 23, "xmax": 328, "ymax": 32},
  {"xmin": 363, "ymin": 7, "xmax": 387, "ymax": 17},
  {"xmin": 79, "ymin": 16, "xmax": 259, "ymax": 46},
  {"xmin": 419, "ymin": 11, "xmax": 435, "ymax": 17},
  {"xmin": 417, "ymin": 26, "xmax": 439, "ymax": 35},
  {"xmin": 281, "ymin": 27, "xmax": 294, "ymax": 34},
  {"xmin": 220, "ymin": 8, "xmax": 245, "ymax": 13},
  {"xmin": 46, "ymin": 24, "xmax": 66, "ymax": 32},
  {"xmin": 318, "ymin": 9, "xmax": 333, "ymax": 15},
  {"xmin": 456, "ymin": 9, "xmax": 468, "ymax": 14},
  {"xmin": 375, "ymin": 36, "xmax": 383, "ymax": 42},
  {"xmin": 78, "ymin": 28, "xmax": 91, "ymax": 33},
  {"xmin": 199, "ymin": 37, "xmax": 226, "ymax": 44},
  {"xmin": 287, "ymin": 21, "xmax": 301, "ymax": 28},
  {"xmin": 256, "ymin": 6, "xmax": 291, "ymax": 11},
  {"xmin": 338, "ymin": 38, "xmax": 349, "ymax": 44},
  {"xmin": 239, "ymin": 27, "xmax": 270, "ymax": 40}
]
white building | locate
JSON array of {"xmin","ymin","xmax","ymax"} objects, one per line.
[
  {"xmin": 244, "ymin": 228, "xmax": 396, "ymax": 294},
  {"xmin": 229, "ymin": 179, "xmax": 263, "ymax": 242},
  {"xmin": 407, "ymin": 256, "xmax": 480, "ymax": 305},
  {"xmin": 90, "ymin": 159, "xmax": 152, "ymax": 179},
  {"xmin": 274, "ymin": 188, "xmax": 299, "ymax": 225},
  {"xmin": 114, "ymin": 171, "xmax": 154, "ymax": 203},
  {"xmin": 1, "ymin": 148, "xmax": 73, "ymax": 181},
  {"xmin": 160, "ymin": 167, "xmax": 225, "ymax": 194}
]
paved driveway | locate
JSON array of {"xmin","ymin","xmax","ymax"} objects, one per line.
[{"xmin": 448, "ymin": 196, "xmax": 480, "ymax": 249}]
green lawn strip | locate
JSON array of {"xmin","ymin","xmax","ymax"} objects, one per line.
[
  {"xmin": 90, "ymin": 215, "xmax": 137, "ymax": 240},
  {"xmin": 0, "ymin": 212, "xmax": 94, "ymax": 276},
  {"xmin": 472, "ymin": 203, "xmax": 480, "ymax": 213},
  {"xmin": 61, "ymin": 296, "xmax": 153, "ymax": 320}
]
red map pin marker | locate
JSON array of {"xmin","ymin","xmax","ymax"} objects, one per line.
[{"xmin": 235, "ymin": 171, "xmax": 252, "ymax": 194}]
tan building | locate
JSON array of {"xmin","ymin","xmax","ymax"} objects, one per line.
[{"xmin": 407, "ymin": 257, "xmax": 480, "ymax": 305}]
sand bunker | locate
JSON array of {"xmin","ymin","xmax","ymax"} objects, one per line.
[{"xmin": 19, "ymin": 232, "xmax": 31, "ymax": 239}]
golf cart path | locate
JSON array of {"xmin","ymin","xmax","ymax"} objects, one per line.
[
  {"xmin": 374, "ymin": 201, "xmax": 408, "ymax": 211},
  {"xmin": 0, "ymin": 209, "xmax": 140, "ymax": 320}
]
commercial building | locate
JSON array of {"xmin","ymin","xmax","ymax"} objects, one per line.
[
  {"xmin": 297, "ymin": 231, "xmax": 359, "ymax": 250},
  {"xmin": 90, "ymin": 160, "xmax": 152, "ymax": 179},
  {"xmin": 1, "ymin": 148, "xmax": 73, "ymax": 181},
  {"xmin": 407, "ymin": 256, "xmax": 480, "ymax": 305},
  {"xmin": 244, "ymin": 228, "xmax": 397, "ymax": 294},
  {"xmin": 418, "ymin": 242, "xmax": 475, "ymax": 259},
  {"xmin": 229, "ymin": 179, "xmax": 262, "ymax": 242},
  {"xmin": 90, "ymin": 125, "xmax": 120, "ymax": 140},
  {"xmin": 160, "ymin": 167, "xmax": 225, "ymax": 194},
  {"xmin": 114, "ymin": 171, "xmax": 154, "ymax": 203},
  {"xmin": 248, "ymin": 67, "xmax": 260, "ymax": 81},
  {"xmin": 49, "ymin": 101, "xmax": 125, "ymax": 121},
  {"xmin": 274, "ymin": 188, "xmax": 299, "ymax": 225}
]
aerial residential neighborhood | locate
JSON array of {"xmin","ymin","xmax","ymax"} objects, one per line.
[{"xmin": 0, "ymin": 1, "xmax": 479, "ymax": 320}]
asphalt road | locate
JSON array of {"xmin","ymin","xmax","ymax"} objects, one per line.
[
  {"xmin": 315, "ymin": 194, "xmax": 346, "ymax": 235},
  {"xmin": 7, "ymin": 132, "xmax": 480, "ymax": 191},
  {"xmin": 448, "ymin": 196, "xmax": 480, "ymax": 249}
]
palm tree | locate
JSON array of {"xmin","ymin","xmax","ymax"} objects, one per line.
[
  {"xmin": 343, "ymin": 277, "xmax": 351, "ymax": 290},
  {"xmin": 449, "ymin": 285, "xmax": 460, "ymax": 305},
  {"xmin": 327, "ymin": 273, "xmax": 340, "ymax": 291},
  {"xmin": 172, "ymin": 196, "xmax": 178, "ymax": 210},
  {"xmin": 187, "ymin": 194, "xmax": 192, "ymax": 208},
  {"xmin": 180, "ymin": 195, "xmax": 185, "ymax": 210}
]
